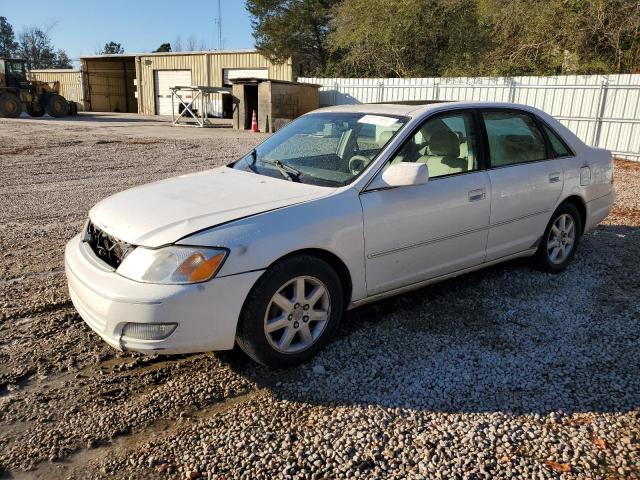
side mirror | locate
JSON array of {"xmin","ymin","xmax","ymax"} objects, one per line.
[{"xmin": 368, "ymin": 162, "xmax": 429, "ymax": 190}]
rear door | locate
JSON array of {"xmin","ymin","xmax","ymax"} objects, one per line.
[
  {"xmin": 154, "ymin": 70, "xmax": 192, "ymax": 115},
  {"xmin": 481, "ymin": 109, "xmax": 564, "ymax": 261}
]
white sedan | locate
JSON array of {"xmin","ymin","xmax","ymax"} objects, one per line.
[{"xmin": 65, "ymin": 102, "xmax": 614, "ymax": 367}]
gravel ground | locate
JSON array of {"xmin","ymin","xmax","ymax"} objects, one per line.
[{"xmin": 0, "ymin": 114, "xmax": 638, "ymax": 479}]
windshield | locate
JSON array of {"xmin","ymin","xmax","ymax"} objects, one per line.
[
  {"xmin": 233, "ymin": 112, "xmax": 407, "ymax": 186},
  {"xmin": 6, "ymin": 60, "xmax": 26, "ymax": 78}
]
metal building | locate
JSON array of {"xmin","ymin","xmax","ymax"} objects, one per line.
[
  {"xmin": 30, "ymin": 50, "xmax": 293, "ymax": 116},
  {"xmin": 79, "ymin": 50, "xmax": 293, "ymax": 116},
  {"xmin": 29, "ymin": 69, "xmax": 85, "ymax": 110}
]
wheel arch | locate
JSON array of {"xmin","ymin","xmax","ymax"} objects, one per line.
[
  {"xmin": 559, "ymin": 195, "xmax": 587, "ymax": 234},
  {"xmin": 267, "ymin": 248, "xmax": 353, "ymax": 306}
]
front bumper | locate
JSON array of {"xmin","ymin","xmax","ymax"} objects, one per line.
[{"xmin": 65, "ymin": 234, "xmax": 263, "ymax": 354}]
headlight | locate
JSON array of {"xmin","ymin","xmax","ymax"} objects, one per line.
[{"xmin": 116, "ymin": 246, "xmax": 228, "ymax": 284}]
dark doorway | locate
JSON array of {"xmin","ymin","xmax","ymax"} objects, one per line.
[
  {"xmin": 222, "ymin": 94, "xmax": 233, "ymax": 119},
  {"xmin": 244, "ymin": 85, "xmax": 258, "ymax": 129}
]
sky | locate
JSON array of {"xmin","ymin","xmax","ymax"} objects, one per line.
[{"xmin": 2, "ymin": 0, "xmax": 256, "ymax": 65}]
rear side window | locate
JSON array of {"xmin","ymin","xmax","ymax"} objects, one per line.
[
  {"xmin": 542, "ymin": 123, "xmax": 572, "ymax": 157},
  {"xmin": 482, "ymin": 111, "xmax": 547, "ymax": 167}
]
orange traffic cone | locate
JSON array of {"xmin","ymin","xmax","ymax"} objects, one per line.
[{"xmin": 251, "ymin": 110, "xmax": 259, "ymax": 132}]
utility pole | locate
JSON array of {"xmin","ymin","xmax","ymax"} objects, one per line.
[{"xmin": 214, "ymin": 0, "xmax": 223, "ymax": 50}]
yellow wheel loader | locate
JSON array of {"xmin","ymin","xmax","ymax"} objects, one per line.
[{"xmin": 0, "ymin": 58, "xmax": 77, "ymax": 118}]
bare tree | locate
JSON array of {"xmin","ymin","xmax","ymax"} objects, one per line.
[
  {"xmin": 173, "ymin": 35, "xmax": 183, "ymax": 52},
  {"xmin": 186, "ymin": 34, "xmax": 198, "ymax": 51},
  {"xmin": 12, "ymin": 23, "xmax": 72, "ymax": 69}
]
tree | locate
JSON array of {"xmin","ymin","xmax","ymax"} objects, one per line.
[
  {"xmin": 186, "ymin": 34, "xmax": 198, "ymax": 51},
  {"xmin": 247, "ymin": 0, "xmax": 639, "ymax": 77},
  {"xmin": 246, "ymin": 0, "xmax": 339, "ymax": 75},
  {"xmin": 101, "ymin": 41, "xmax": 124, "ymax": 54},
  {"xmin": 329, "ymin": 0, "xmax": 488, "ymax": 77},
  {"xmin": 173, "ymin": 35, "xmax": 183, "ymax": 52},
  {"xmin": 477, "ymin": 0, "xmax": 640, "ymax": 75},
  {"xmin": 54, "ymin": 49, "xmax": 72, "ymax": 68},
  {"xmin": 17, "ymin": 26, "xmax": 70, "ymax": 69},
  {"xmin": 0, "ymin": 16, "xmax": 18, "ymax": 58},
  {"xmin": 154, "ymin": 42, "xmax": 172, "ymax": 53},
  {"xmin": 575, "ymin": 0, "xmax": 640, "ymax": 74}
]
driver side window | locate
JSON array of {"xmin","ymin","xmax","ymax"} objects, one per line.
[{"xmin": 389, "ymin": 112, "xmax": 478, "ymax": 179}]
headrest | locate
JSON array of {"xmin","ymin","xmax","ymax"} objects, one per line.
[
  {"xmin": 429, "ymin": 130, "xmax": 460, "ymax": 157},
  {"xmin": 378, "ymin": 130, "xmax": 394, "ymax": 145}
]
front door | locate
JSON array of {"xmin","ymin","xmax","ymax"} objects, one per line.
[
  {"xmin": 361, "ymin": 111, "xmax": 491, "ymax": 295},
  {"xmin": 481, "ymin": 110, "xmax": 564, "ymax": 261}
]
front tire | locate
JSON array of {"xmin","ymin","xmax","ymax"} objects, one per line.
[
  {"xmin": 236, "ymin": 255, "xmax": 344, "ymax": 367},
  {"xmin": 533, "ymin": 202, "xmax": 582, "ymax": 273},
  {"xmin": 0, "ymin": 93, "xmax": 22, "ymax": 118}
]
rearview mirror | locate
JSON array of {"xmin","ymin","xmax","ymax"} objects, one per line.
[{"xmin": 368, "ymin": 162, "xmax": 429, "ymax": 190}]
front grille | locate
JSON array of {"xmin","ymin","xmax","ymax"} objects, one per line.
[{"xmin": 84, "ymin": 221, "xmax": 135, "ymax": 269}]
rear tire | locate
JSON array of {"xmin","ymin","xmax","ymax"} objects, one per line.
[
  {"xmin": 0, "ymin": 93, "xmax": 22, "ymax": 118},
  {"xmin": 46, "ymin": 94, "xmax": 69, "ymax": 118},
  {"xmin": 236, "ymin": 255, "xmax": 344, "ymax": 367},
  {"xmin": 533, "ymin": 202, "xmax": 582, "ymax": 273}
]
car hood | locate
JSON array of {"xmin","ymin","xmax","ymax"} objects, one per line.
[{"xmin": 89, "ymin": 167, "xmax": 332, "ymax": 247}]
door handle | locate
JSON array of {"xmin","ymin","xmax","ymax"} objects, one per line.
[
  {"xmin": 549, "ymin": 172, "xmax": 561, "ymax": 183},
  {"xmin": 468, "ymin": 188, "xmax": 486, "ymax": 202}
]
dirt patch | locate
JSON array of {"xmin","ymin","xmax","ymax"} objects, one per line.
[{"xmin": 3, "ymin": 146, "xmax": 38, "ymax": 156}]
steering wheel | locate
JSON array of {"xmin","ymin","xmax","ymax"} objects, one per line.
[{"xmin": 348, "ymin": 155, "xmax": 371, "ymax": 175}]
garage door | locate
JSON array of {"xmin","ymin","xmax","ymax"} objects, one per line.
[
  {"xmin": 154, "ymin": 70, "xmax": 192, "ymax": 115},
  {"xmin": 223, "ymin": 68, "xmax": 268, "ymax": 86}
]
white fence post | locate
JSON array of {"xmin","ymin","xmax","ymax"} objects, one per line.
[
  {"xmin": 508, "ymin": 79, "xmax": 517, "ymax": 103},
  {"xmin": 592, "ymin": 80, "xmax": 609, "ymax": 148},
  {"xmin": 377, "ymin": 82, "xmax": 384, "ymax": 103}
]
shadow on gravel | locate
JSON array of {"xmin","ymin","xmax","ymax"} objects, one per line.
[
  {"xmin": 17, "ymin": 113, "xmax": 169, "ymax": 124},
  {"xmin": 17, "ymin": 113, "xmax": 234, "ymax": 127},
  {"xmin": 228, "ymin": 224, "xmax": 640, "ymax": 416}
]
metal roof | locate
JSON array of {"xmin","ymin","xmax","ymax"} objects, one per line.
[
  {"xmin": 230, "ymin": 77, "xmax": 321, "ymax": 87},
  {"xmin": 80, "ymin": 49, "xmax": 261, "ymax": 60}
]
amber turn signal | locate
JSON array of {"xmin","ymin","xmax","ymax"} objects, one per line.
[{"xmin": 178, "ymin": 252, "xmax": 227, "ymax": 282}]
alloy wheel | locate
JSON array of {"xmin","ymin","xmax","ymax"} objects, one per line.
[
  {"xmin": 263, "ymin": 275, "xmax": 331, "ymax": 354},
  {"xmin": 547, "ymin": 213, "xmax": 575, "ymax": 264}
]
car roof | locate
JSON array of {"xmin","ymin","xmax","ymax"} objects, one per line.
[
  {"xmin": 314, "ymin": 101, "xmax": 544, "ymax": 119},
  {"xmin": 315, "ymin": 101, "xmax": 589, "ymax": 159}
]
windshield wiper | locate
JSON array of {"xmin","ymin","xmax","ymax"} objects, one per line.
[
  {"xmin": 261, "ymin": 159, "xmax": 301, "ymax": 182},
  {"xmin": 247, "ymin": 149, "xmax": 302, "ymax": 182}
]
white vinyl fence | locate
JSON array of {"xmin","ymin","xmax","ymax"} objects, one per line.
[{"xmin": 299, "ymin": 74, "xmax": 640, "ymax": 160}]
